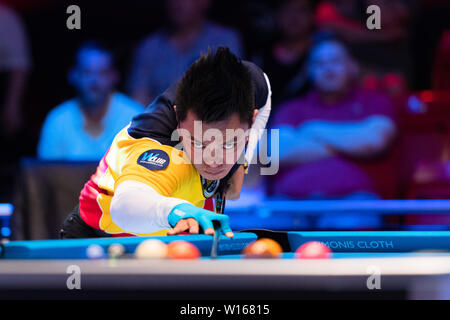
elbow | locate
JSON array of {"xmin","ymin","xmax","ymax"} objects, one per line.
[
  {"xmin": 110, "ymin": 195, "xmax": 132, "ymax": 231},
  {"xmin": 365, "ymin": 126, "xmax": 397, "ymax": 155}
]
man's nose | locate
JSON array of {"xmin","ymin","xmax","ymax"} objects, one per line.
[{"xmin": 204, "ymin": 145, "xmax": 223, "ymax": 167}]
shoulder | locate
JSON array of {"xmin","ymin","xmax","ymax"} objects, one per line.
[
  {"xmin": 272, "ymin": 96, "xmax": 310, "ymax": 126},
  {"xmin": 279, "ymin": 95, "xmax": 310, "ymax": 113},
  {"xmin": 357, "ymin": 88, "xmax": 389, "ymax": 101},
  {"xmin": 356, "ymin": 88, "xmax": 395, "ymax": 117},
  {"xmin": 0, "ymin": 5, "xmax": 21, "ymax": 25},
  {"xmin": 44, "ymin": 99, "xmax": 80, "ymax": 124},
  {"xmin": 136, "ymin": 30, "xmax": 166, "ymax": 52},
  {"xmin": 111, "ymin": 93, "xmax": 145, "ymax": 113},
  {"xmin": 242, "ymin": 60, "xmax": 270, "ymax": 109},
  {"xmin": 127, "ymin": 137, "xmax": 194, "ymax": 176},
  {"xmin": 116, "ymin": 128, "xmax": 185, "ymax": 164}
]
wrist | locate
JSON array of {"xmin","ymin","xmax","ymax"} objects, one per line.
[{"xmin": 168, "ymin": 203, "xmax": 198, "ymax": 227}]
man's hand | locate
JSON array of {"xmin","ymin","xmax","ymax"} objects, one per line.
[{"xmin": 167, "ymin": 203, "xmax": 234, "ymax": 238}]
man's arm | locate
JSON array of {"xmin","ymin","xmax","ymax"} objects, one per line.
[
  {"xmin": 302, "ymin": 115, "xmax": 396, "ymax": 158},
  {"xmin": 110, "ymin": 180, "xmax": 233, "ymax": 237},
  {"xmin": 277, "ymin": 125, "xmax": 335, "ymax": 164}
]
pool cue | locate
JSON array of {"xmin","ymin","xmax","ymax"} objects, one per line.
[{"xmin": 210, "ymin": 191, "xmax": 226, "ymax": 259}]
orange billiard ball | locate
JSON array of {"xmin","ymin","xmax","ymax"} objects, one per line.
[
  {"xmin": 243, "ymin": 238, "xmax": 283, "ymax": 259},
  {"xmin": 167, "ymin": 241, "xmax": 201, "ymax": 260},
  {"xmin": 295, "ymin": 241, "xmax": 332, "ymax": 259}
]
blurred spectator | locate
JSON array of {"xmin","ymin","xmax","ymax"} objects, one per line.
[
  {"xmin": 253, "ymin": 0, "xmax": 315, "ymax": 111},
  {"xmin": 0, "ymin": 4, "xmax": 30, "ymax": 141},
  {"xmin": 127, "ymin": 0, "xmax": 243, "ymax": 106},
  {"xmin": 270, "ymin": 39, "xmax": 397, "ymax": 228},
  {"xmin": 37, "ymin": 43, "xmax": 144, "ymax": 161},
  {"xmin": 316, "ymin": 0, "xmax": 414, "ymax": 83},
  {"xmin": 0, "ymin": 4, "xmax": 31, "ymax": 201}
]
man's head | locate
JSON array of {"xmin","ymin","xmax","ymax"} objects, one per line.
[
  {"xmin": 175, "ymin": 47, "xmax": 255, "ymax": 180},
  {"xmin": 308, "ymin": 39, "xmax": 358, "ymax": 93},
  {"xmin": 69, "ymin": 42, "xmax": 118, "ymax": 107},
  {"xmin": 166, "ymin": 0, "xmax": 210, "ymax": 29},
  {"xmin": 277, "ymin": 0, "xmax": 315, "ymax": 40}
]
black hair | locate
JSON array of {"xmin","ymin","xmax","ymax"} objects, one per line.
[
  {"xmin": 175, "ymin": 46, "xmax": 254, "ymax": 125},
  {"xmin": 74, "ymin": 41, "xmax": 114, "ymax": 66}
]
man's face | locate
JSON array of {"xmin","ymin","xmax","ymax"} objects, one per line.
[
  {"xmin": 71, "ymin": 49, "xmax": 117, "ymax": 106},
  {"xmin": 178, "ymin": 110, "xmax": 249, "ymax": 181},
  {"xmin": 309, "ymin": 42, "xmax": 355, "ymax": 93}
]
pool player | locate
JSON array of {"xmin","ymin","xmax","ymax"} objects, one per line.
[{"xmin": 60, "ymin": 47, "xmax": 271, "ymax": 238}]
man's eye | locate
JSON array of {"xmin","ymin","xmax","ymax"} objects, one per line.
[
  {"xmin": 224, "ymin": 142, "xmax": 235, "ymax": 150},
  {"xmin": 193, "ymin": 141, "xmax": 204, "ymax": 149}
]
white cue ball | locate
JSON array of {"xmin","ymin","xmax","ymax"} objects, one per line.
[
  {"xmin": 108, "ymin": 243, "xmax": 126, "ymax": 258},
  {"xmin": 135, "ymin": 239, "xmax": 168, "ymax": 259},
  {"xmin": 86, "ymin": 244, "xmax": 105, "ymax": 259}
]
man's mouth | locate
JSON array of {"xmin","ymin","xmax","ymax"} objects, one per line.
[{"xmin": 204, "ymin": 167, "xmax": 226, "ymax": 176}]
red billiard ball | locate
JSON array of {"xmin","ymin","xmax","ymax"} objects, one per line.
[
  {"xmin": 295, "ymin": 241, "xmax": 332, "ymax": 259},
  {"xmin": 167, "ymin": 241, "xmax": 201, "ymax": 260},
  {"xmin": 243, "ymin": 238, "xmax": 283, "ymax": 259}
]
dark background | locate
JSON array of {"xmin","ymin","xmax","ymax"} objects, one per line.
[{"xmin": 2, "ymin": 0, "xmax": 449, "ymax": 157}]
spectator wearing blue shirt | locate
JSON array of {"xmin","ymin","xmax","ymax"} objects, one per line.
[
  {"xmin": 127, "ymin": 0, "xmax": 243, "ymax": 106},
  {"xmin": 37, "ymin": 43, "xmax": 144, "ymax": 161}
]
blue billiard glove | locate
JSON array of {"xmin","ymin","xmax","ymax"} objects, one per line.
[{"xmin": 168, "ymin": 203, "xmax": 232, "ymax": 235}]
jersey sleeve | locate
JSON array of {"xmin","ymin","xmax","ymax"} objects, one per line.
[
  {"xmin": 243, "ymin": 60, "xmax": 270, "ymax": 110},
  {"xmin": 113, "ymin": 139, "xmax": 194, "ymax": 197}
]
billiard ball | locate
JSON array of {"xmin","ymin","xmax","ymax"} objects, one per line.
[
  {"xmin": 167, "ymin": 241, "xmax": 201, "ymax": 260},
  {"xmin": 108, "ymin": 243, "xmax": 126, "ymax": 259},
  {"xmin": 295, "ymin": 241, "xmax": 332, "ymax": 259},
  {"xmin": 243, "ymin": 238, "xmax": 283, "ymax": 259},
  {"xmin": 86, "ymin": 244, "xmax": 106, "ymax": 259},
  {"xmin": 135, "ymin": 239, "xmax": 169, "ymax": 259}
]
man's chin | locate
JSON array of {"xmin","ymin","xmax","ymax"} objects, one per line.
[{"xmin": 201, "ymin": 170, "xmax": 229, "ymax": 181}]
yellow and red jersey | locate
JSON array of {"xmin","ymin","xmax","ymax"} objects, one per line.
[
  {"xmin": 79, "ymin": 126, "xmax": 214, "ymax": 237},
  {"xmin": 78, "ymin": 60, "xmax": 269, "ymax": 237}
]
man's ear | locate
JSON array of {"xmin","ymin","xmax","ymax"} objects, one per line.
[{"xmin": 252, "ymin": 109, "xmax": 259, "ymax": 126}]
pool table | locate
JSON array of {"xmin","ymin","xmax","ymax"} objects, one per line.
[{"xmin": 0, "ymin": 230, "xmax": 449, "ymax": 300}]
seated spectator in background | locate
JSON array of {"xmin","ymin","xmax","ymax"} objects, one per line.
[
  {"xmin": 316, "ymin": 0, "xmax": 413, "ymax": 83},
  {"xmin": 0, "ymin": 4, "xmax": 30, "ymax": 137},
  {"xmin": 253, "ymin": 0, "xmax": 315, "ymax": 110},
  {"xmin": 37, "ymin": 43, "xmax": 144, "ymax": 161},
  {"xmin": 0, "ymin": 4, "xmax": 31, "ymax": 201},
  {"xmin": 127, "ymin": 0, "xmax": 243, "ymax": 106},
  {"xmin": 270, "ymin": 38, "xmax": 397, "ymax": 229}
]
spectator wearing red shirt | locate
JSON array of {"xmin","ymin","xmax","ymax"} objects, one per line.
[{"xmin": 270, "ymin": 38, "xmax": 397, "ymax": 229}]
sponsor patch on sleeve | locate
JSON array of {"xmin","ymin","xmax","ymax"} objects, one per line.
[{"xmin": 137, "ymin": 149, "xmax": 170, "ymax": 171}]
